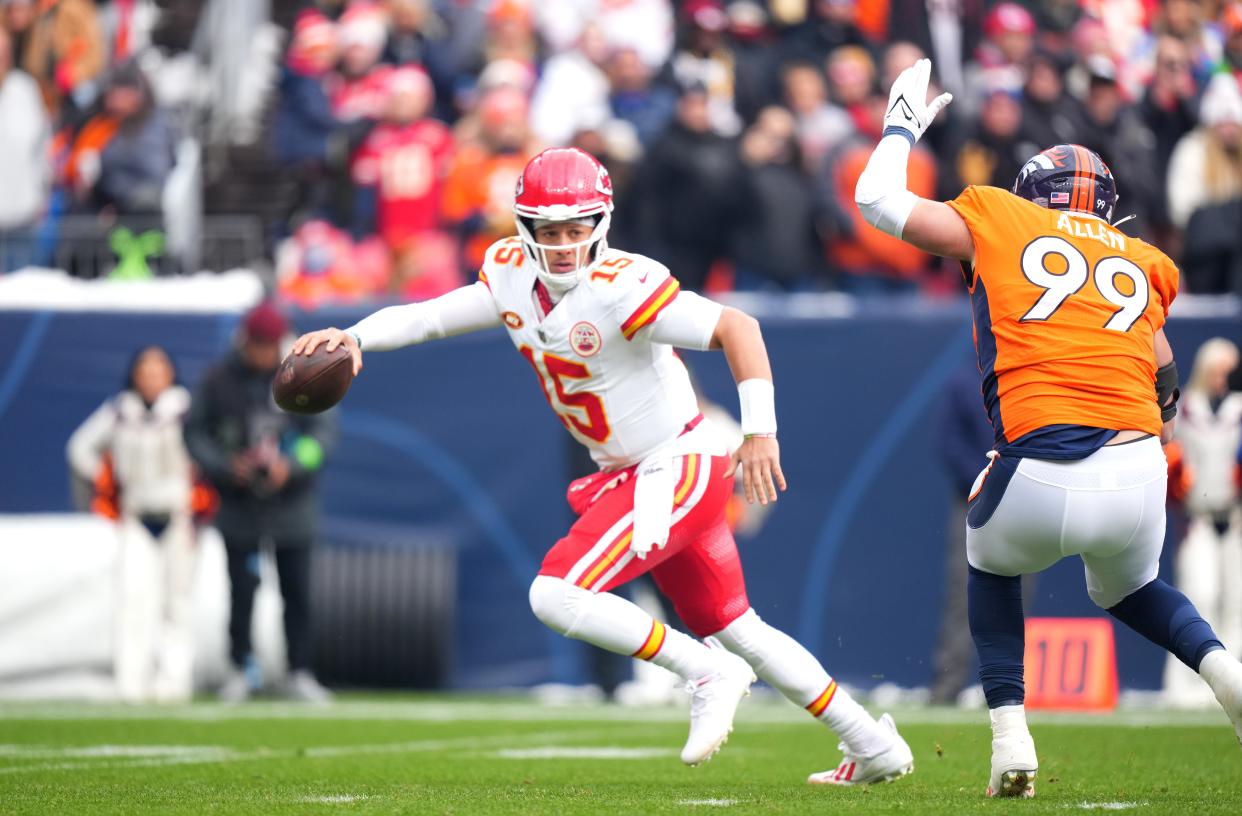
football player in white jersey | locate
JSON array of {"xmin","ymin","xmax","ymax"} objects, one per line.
[{"xmin": 292, "ymin": 147, "xmax": 913, "ymax": 783}]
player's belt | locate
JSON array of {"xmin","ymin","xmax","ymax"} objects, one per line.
[{"xmin": 679, "ymin": 413, "xmax": 705, "ymax": 437}]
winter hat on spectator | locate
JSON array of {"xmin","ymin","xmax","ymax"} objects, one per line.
[
  {"xmin": 243, "ymin": 301, "xmax": 289, "ymax": 343},
  {"xmin": 728, "ymin": 1, "xmax": 769, "ymax": 40},
  {"xmin": 1085, "ymin": 55, "xmax": 1119, "ymax": 86},
  {"xmin": 985, "ymin": 2, "xmax": 1036, "ymax": 38},
  {"xmin": 339, "ymin": 1, "xmax": 388, "ymax": 50},
  {"xmin": 684, "ymin": 0, "xmax": 728, "ymax": 33},
  {"xmin": 287, "ymin": 9, "xmax": 337, "ymax": 75},
  {"xmin": 1201, "ymin": 73, "xmax": 1242, "ymax": 126},
  {"xmin": 477, "ymin": 57, "xmax": 536, "ymax": 95},
  {"xmin": 488, "ymin": 0, "xmax": 532, "ymax": 28}
]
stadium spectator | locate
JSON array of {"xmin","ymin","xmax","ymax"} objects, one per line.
[
  {"xmin": 184, "ymin": 301, "xmax": 337, "ymax": 703},
  {"xmin": 533, "ymin": 0, "xmax": 674, "ymax": 71},
  {"xmin": 350, "ymin": 64, "xmax": 459, "ymax": 299},
  {"xmin": 629, "ymin": 80, "xmax": 743, "ymax": 292},
  {"xmin": 67, "ymin": 60, "xmax": 176, "ymax": 218},
  {"xmin": 380, "ymin": 0, "xmax": 455, "ymax": 120},
  {"xmin": 16, "ymin": 0, "xmax": 104, "ymax": 120},
  {"xmin": 1169, "ymin": 72, "xmax": 1242, "ymax": 228},
  {"xmin": 276, "ymin": 218, "xmax": 389, "ymax": 307},
  {"xmin": 66, "ymin": 345, "xmax": 198, "ymax": 703},
  {"xmin": 779, "ymin": 0, "xmax": 870, "ymax": 71},
  {"xmin": 825, "ymin": 44, "xmax": 877, "ymax": 133},
  {"xmin": 1074, "ymin": 56, "xmax": 1160, "ymax": 237},
  {"xmin": 1168, "ymin": 73, "xmax": 1242, "ymax": 293},
  {"xmin": 731, "ymin": 105, "xmax": 827, "ymax": 290},
  {"xmin": 272, "ymin": 9, "xmax": 342, "ymax": 225},
  {"xmin": 607, "ymin": 46, "xmax": 678, "ymax": 149},
  {"xmin": 948, "ymin": 79, "xmax": 1031, "ymax": 192},
  {"xmin": 1139, "ymin": 35, "xmax": 1199, "ymax": 237},
  {"xmin": 887, "ymin": 0, "xmax": 984, "ymax": 99},
  {"xmin": 1150, "ymin": 0, "xmax": 1222, "ymax": 90},
  {"xmin": 0, "ymin": 24, "xmax": 50, "ymax": 272},
  {"xmin": 329, "ymin": 1, "xmax": 390, "ymax": 125},
  {"xmin": 961, "ymin": 1, "xmax": 1034, "ymax": 118},
  {"xmin": 1164, "ymin": 338, "xmax": 1242, "ymax": 707},
  {"xmin": 1019, "ymin": 50, "xmax": 1081, "ymax": 157},
  {"xmin": 668, "ymin": 0, "xmax": 743, "ymax": 137},
  {"xmin": 780, "ymin": 60, "xmax": 853, "ymax": 172},
  {"xmin": 725, "ymin": 0, "xmax": 779, "ymax": 125},
  {"xmin": 442, "ymin": 85, "xmax": 535, "ymax": 273},
  {"xmin": 529, "ymin": 21, "xmax": 611, "ymax": 147}
]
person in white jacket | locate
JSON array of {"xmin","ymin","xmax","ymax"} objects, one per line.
[
  {"xmin": 67, "ymin": 346, "xmax": 198, "ymax": 703},
  {"xmin": 1165, "ymin": 338, "xmax": 1242, "ymax": 706}
]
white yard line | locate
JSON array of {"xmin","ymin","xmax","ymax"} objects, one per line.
[
  {"xmin": 677, "ymin": 799, "xmax": 739, "ymax": 807},
  {"xmin": 494, "ymin": 746, "xmax": 674, "ymax": 759},
  {"xmin": 0, "ymin": 699, "xmax": 1229, "ymax": 729},
  {"xmin": 0, "ymin": 731, "xmax": 584, "ymax": 776},
  {"xmin": 1070, "ymin": 803, "xmax": 1147, "ymax": 811},
  {"xmin": 296, "ymin": 794, "xmax": 371, "ymax": 804}
]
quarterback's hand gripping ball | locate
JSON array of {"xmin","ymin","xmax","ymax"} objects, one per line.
[{"xmin": 882, "ymin": 58, "xmax": 952, "ymax": 145}]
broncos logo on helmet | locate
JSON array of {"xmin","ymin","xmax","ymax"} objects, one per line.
[{"xmin": 1012, "ymin": 144, "xmax": 1118, "ymax": 224}]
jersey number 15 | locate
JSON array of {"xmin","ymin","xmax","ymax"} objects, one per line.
[{"xmin": 1020, "ymin": 236, "xmax": 1149, "ymax": 332}]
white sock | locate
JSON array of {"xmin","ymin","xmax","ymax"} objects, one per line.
[
  {"xmin": 528, "ymin": 575, "xmax": 722, "ymax": 681},
  {"xmin": 1200, "ymin": 649, "xmax": 1242, "ymax": 702},
  {"xmin": 989, "ymin": 704, "xmax": 1031, "ymax": 740},
  {"xmin": 712, "ymin": 608, "xmax": 892, "ymax": 757}
]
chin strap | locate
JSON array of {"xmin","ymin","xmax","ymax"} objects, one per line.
[{"xmin": 1111, "ymin": 213, "xmax": 1137, "ymax": 228}]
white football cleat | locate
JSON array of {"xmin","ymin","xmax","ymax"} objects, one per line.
[
  {"xmin": 680, "ymin": 651, "xmax": 756, "ymax": 766},
  {"xmin": 807, "ymin": 713, "xmax": 914, "ymax": 786},
  {"xmin": 1200, "ymin": 650, "xmax": 1242, "ymax": 750},
  {"xmin": 986, "ymin": 731, "xmax": 1038, "ymax": 798}
]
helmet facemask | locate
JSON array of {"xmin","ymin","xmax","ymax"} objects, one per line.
[{"xmin": 515, "ymin": 213, "xmax": 611, "ymax": 294}]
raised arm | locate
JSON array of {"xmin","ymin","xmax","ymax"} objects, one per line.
[
  {"xmin": 854, "ymin": 58, "xmax": 975, "ymax": 263},
  {"xmin": 290, "ymin": 281, "xmax": 502, "ymax": 375}
]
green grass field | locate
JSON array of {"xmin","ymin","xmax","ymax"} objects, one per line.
[{"xmin": 1, "ymin": 696, "xmax": 1239, "ymax": 815}]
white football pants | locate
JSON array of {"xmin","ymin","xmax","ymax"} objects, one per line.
[
  {"xmin": 966, "ymin": 437, "xmax": 1167, "ymax": 609},
  {"xmin": 114, "ymin": 514, "xmax": 198, "ymax": 703}
]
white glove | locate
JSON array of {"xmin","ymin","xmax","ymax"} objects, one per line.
[{"xmin": 882, "ymin": 58, "xmax": 952, "ymax": 145}]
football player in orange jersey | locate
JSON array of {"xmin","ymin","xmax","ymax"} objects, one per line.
[{"xmin": 855, "ymin": 59, "xmax": 1242, "ymax": 798}]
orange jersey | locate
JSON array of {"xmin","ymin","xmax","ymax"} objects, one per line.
[{"xmin": 946, "ymin": 185, "xmax": 1179, "ymax": 455}]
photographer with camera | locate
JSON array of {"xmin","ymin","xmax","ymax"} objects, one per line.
[{"xmin": 185, "ymin": 301, "xmax": 338, "ymax": 702}]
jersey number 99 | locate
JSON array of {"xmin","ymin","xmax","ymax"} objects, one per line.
[{"xmin": 1019, "ymin": 236, "xmax": 1150, "ymax": 332}]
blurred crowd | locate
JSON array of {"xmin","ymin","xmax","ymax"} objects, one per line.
[{"xmin": 7, "ymin": 1, "xmax": 1242, "ymax": 299}]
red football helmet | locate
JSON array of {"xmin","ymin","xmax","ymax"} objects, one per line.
[{"xmin": 513, "ymin": 148, "xmax": 615, "ymax": 291}]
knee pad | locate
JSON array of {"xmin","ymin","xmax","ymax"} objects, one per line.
[{"xmin": 528, "ymin": 575, "xmax": 582, "ymax": 636}]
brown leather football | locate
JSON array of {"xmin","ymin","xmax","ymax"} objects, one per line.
[{"xmin": 272, "ymin": 344, "xmax": 354, "ymax": 414}]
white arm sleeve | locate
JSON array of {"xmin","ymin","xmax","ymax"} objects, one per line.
[
  {"xmin": 645, "ymin": 290, "xmax": 724, "ymax": 351},
  {"xmin": 854, "ymin": 133, "xmax": 920, "ymax": 239},
  {"xmin": 347, "ymin": 282, "xmax": 502, "ymax": 351}
]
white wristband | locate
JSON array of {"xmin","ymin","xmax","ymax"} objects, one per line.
[{"xmin": 738, "ymin": 378, "xmax": 776, "ymax": 436}]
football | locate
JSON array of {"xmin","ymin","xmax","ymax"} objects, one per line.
[{"xmin": 272, "ymin": 344, "xmax": 354, "ymax": 414}]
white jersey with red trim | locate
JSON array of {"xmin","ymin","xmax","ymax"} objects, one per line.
[{"xmin": 479, "ymin": 236, "xmax": 723, "ymax": 470}]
